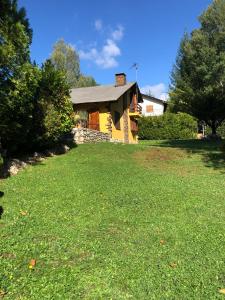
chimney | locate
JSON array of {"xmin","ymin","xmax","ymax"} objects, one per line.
[{"xmin": 115, "ymin": 73, "xmax": 126, "ymax": 86}]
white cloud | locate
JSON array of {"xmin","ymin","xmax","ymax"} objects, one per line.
[
  {"xmin": 111, "ymin": 25, "xmax": 124, "ymax": 41},
  {"xmin": 94, "ymin": 19, "xmax": 102, "ymax": 31},
  {"xmin": 79, "ymin": 23, "xmax": 124, "ymax": 69},
  {"xmin": 141, "ymin": 83, "xmax": 169, "ymax": 101},
  {"xmin": 79, "ymin": 39, "xmax": 121, "ymax": 69}
]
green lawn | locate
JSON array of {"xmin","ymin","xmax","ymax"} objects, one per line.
[{"xmin": 0, "ymin": 141, "xmax": 225, "ymax": 299}]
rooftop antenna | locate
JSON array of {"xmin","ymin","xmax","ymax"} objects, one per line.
[
  {"xmin": 130, "ymin": 63, "xmax": 139, "ymax": 82},
  {"xmin": 130, "ymin": 63, "xmax": 140, "ymax": 108}
]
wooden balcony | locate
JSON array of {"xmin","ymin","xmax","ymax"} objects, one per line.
[{"xmin": 129, "ymin": 103, "xmax": 142, "ymax": 117}]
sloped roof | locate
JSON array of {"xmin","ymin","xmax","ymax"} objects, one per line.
[
  {"xmin": 141, "ymin": 93, "xmax": 167, "ymax": 104},
  {"xmin": 71, "ymin": 82, "xmax": 136, "ymax": 104}
]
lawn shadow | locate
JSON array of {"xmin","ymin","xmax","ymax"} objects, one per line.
[
  {"xmin": 0, "ymin": 206, "xmax": 3, "ymax": 219},
  {"xmin": 0, "ymin": 191, "xmax": 4, "ymax": 219},
  {"xmin": 0, "ymin": 142, "xmax": 77, "ymax": 179},
  {"xmin": 142, "ymin": 140, "xmax": 225, "ymax": 172},
  {"xmin": 0, "ymin": 158, "xmax": 46, "ymax": 179},
  {"xmin": 202, "ymin": 150, "xmax": 225, "ymax": 171}
]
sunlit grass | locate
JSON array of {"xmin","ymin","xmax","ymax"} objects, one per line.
[{"xmin": 0, "ymin": 141, "xmax": 224, "ymax": 299}]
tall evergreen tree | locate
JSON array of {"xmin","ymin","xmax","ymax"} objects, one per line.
[
  {"xmin": 0, "ymin": 0, "xmax": 38, "ymax": 157},
  {"xmin": 169, "ymin": 0, "xmax": 225, "ymax": 135}
]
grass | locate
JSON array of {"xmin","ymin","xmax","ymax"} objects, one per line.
[{"xmin": 0, "ymin": 140, "xmax": 225, "ymax": 299}]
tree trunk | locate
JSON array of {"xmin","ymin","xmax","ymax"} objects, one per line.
[
  {"xmin": 211, "ymin": 122, "xmax": 217, "ymax": 135},
  {"xmin": 0, "ymin": 141, "xmax": 7, "ymax": 178}
]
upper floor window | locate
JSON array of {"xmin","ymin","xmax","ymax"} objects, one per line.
[{"xmin": 146, "ymin": 105, "xmax": 154, "ymax": 113}]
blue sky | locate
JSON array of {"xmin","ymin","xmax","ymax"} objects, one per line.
[{"xmin": 19, "ymin": 0, "xmax": 212, "ymax": 99}]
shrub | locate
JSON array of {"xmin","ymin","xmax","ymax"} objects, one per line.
[
  {"xmin": 217, "ymin": 122, "xmax": 225, "ymax": 138},
  {"xmin": 32, "ymin": 60, "xmax": 73, "ymax": 149},
  {"xmin": 0, "ymin": 63, "xmax": 40, "ymax": 155},
  {"xmin": 138, "ymin": 113, "xmax": 196, "ymax": 140}
]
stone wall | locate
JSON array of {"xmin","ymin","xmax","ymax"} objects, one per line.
[
  {"xmin": 1, "ymin": 144, "xmax": 70, "ymax": 178},
  {"xmin": 72, "ymin": 128, "xmax": 110, "ymax": 144}
]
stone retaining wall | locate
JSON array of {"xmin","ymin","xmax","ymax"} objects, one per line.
[
  {"xmin": 1, "ymin": 144, "xmax": 70, "ymax": 178},
  {"xmin": 72, "ymin": 128, "xmax": 110, "ymax": 144}
]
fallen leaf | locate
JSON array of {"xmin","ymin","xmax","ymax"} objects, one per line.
[
  {"xmin": 29, "ymin": 259, "xmax": 36, "ymax": 269},
  {"xmin": 20, "ymin": 210, "xmax": 28, "ymax": 216},
  {"xmin": 169, "ymin": 262, "xmax": 177, "ymax": 268},
  {"xmin": 0, "ymin": 253, "xmax": 15, "ymax": 259},
  {"xmin": 0, "ymin": 290, "xmax": 7, "ymax": 298},
  {"xmin": 219, "ymin": 289, "xmax": 225, "ymax": 295}
]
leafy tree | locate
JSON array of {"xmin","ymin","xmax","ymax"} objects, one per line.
[
  {"xmin": 76, "ymin": 75, "xmax": 98, "ymax": 88},
  {"xmin": 1, "ymin": 63, "xmax": 40, "ymax": 154},
  {"xmin": 32, "ymin": 60, "xmax": 73, "ymax": 148},
  {"xmin": 51, "ymin": 39, "xmax": 97, "ymax": 88},
  {"xmin": 51, "ymin": 39, "xmax": 80, "ymax": 87},
  {"xmin": 0, "ymin": 1, "xmax": 76, "ymax": 170},
  {"xmin": 0, "ymin": 0, "xmax": 37, "ymax": 158},
  {"xmin": 169, "ymin": 0, "xmax": 225, "ymax": 135}
]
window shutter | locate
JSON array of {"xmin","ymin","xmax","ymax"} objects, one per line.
[{"xmin": 146, "ymin": 105, "xmax": 154, "ymax": 113}]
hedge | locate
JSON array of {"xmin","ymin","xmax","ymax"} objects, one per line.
[{"xmin": 138, "ymin": 113, "xmax": 197, "ymax": 140}]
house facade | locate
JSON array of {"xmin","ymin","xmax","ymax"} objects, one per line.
[
  {"xmin": 71, "ymin": 73, "xmax": 143, "ymax": 144},
  {"xmin": 140, "ymin": 94, "xmax": 167, "ymax": 116}
]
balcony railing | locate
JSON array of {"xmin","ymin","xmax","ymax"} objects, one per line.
[{"xmin": 129, "ymin": 103, "xmax": 142, "ymax": 114}]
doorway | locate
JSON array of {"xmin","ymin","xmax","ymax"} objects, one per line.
[{"xmin": 88, "ymin": 110, "xmax": 100, "ymax": 131}]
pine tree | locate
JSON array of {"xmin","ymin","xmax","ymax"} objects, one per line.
[{"xmin": 169, "ymin": 0, "xmax": 225, "ymax": 135}]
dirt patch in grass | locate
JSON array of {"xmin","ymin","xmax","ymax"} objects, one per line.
[
  {"xmin": 134, "ymin": 147, "xmax": 188, "ymax": 162},
  {"xmin": 133, "ymin": 147, "xmax": 198, "ymax": 176},
  {"xmin": 0, "ymin": 252, "xmax": 16, "ymax": 259}
]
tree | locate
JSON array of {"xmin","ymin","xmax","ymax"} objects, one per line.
[
  {"xmin": 32, "ymin": 60, "xmax": 73, "ymax": 148},
  {"xmin": 50, "ymin": 39, "xmax": 97, "ymax": 88},
  {"xmin": 0, "ymin": 63, "xmax": 40, "ymax": 154},
  {"xmin": 0, "ymin": 0, "xmax": 32, "ymax": 67},
  {"xmin": 76, "ymin": 75, "xmax": 98, "ymax": 88},
  {"xmin": 0, "ymin": 0, "xmax": 37, "ymax": 157},
  {"xmin": 51, "ymin": 39, "xmax": 80, "ymax": 87},
  {"xmin": 0, "ymin": 1, "xmax": 76, "ymax": 170},
  {"xmin": 169, "ymin": 0, "xmax": 225, "ymax": 135}
]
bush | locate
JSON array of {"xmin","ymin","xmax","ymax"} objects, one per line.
[
  {"xmin": 138, "ymin": 113, "xmax": 196, "ymax": 140},
  {"xmin": 217, "ymin": 123, "xmax": 225, "ymax": 138},
  {"xmin": 0, "ymin": 63, "xmax": 40, "ymax": 155},
  {"xmin": 32, "ymin": 60, "xmax": 73, "ymax": 149}
]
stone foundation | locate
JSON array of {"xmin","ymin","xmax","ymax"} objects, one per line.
[{"xmin": 72, "ymin": 128, "xmax": 110, "ymax": 144}]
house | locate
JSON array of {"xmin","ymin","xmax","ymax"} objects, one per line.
[
  {"xmin": 140, "ymin": 93, "xmax": 167, "ymax": 116},
  {"xmin": 70, "ymin": 73, "xmax": 143, "ymax": 144}
]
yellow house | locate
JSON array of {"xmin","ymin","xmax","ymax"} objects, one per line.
[{"xmin": 71, "ymin": 73, "xmax": 143, "ymax": 144}]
